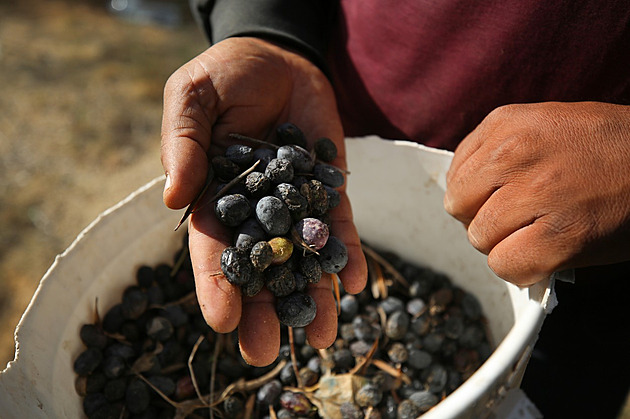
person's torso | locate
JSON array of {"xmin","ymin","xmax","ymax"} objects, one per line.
[{"xmin": 327, "ymin": 0, "xmax": 630, "ymax": 150}]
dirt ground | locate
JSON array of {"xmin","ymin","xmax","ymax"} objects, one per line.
[
  {"xmin": 0, "ymin": 0, "xmax": 205, "ymax": 366},
  {"xmin": 1, "ymin": 1, "xmax": 629, "ymax": 417}
]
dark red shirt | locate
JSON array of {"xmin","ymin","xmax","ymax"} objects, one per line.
[{"xmin": 327, "ymin": 0, "xmax": 630, "ymax": 150}]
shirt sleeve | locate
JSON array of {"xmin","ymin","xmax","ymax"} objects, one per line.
[{"xmin": 188, "ymin": 0, "xmax": 336, "ymax": 75}]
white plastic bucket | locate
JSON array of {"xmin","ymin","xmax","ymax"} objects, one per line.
[{"xmin": 0, "ymin": 137, "xmax": 552, "ymax": 418}]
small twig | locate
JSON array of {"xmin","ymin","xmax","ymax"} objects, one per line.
[
  {"xmin": 174, "ymin": 166, "xmax": 215, "ymax": 231},
  {"xmin": 219, "ymin": 359, "xmax": 288, "ymax": 401},
  {"xmin": 283, "ymin": 379, "xmax": 321, "ymax": 394},
  {"xmin": 368, "ymin": 256, "xmax": 388, "ymax": 299},
  {"xmin": 102, "ymin": 331, "xmax": 128, "ymax": 343},
  {"xmin": 160, "ymin": 362, "xmax": 187, "ymax": 375},
  {"xmin": 131, "ymin": 343, "xmax": 163, "ymax": 374},
  {"xmin": 317, "ymin": 348, "xmax": 333, "ymax": 375},
  {"xmin": 371, "ymin": 359, "xmax": 412, "ymax": 385},
  {"xmin": 290, "ymin": 227, "xmax": 320, "ymax": 256},
  {"xmin": 170, "ymin": 245, "xmax": 190, "ymax": 278},
  {"xmin": 229, "ymin": 132, "xmax": 351, "ymax": 174},
  {"xmin": 93, "ymin": 298, "xmax": 100, "ymax": 325},
  {"xmin": 209, "ymin": 334, "xmax": 223, "ymax": 416},
  {"xmin": 349, "ymin": 337, "xmax": 379, "ymax": 376},
  {"xmin": 244, "ymin": 393, "xmax": 256, "ymax": 418},
  {"xmin": 288, "ymin": 327, "xmax": 303, "ymax": 388},
  {"xmin": 317, "ymin": 348, "xmax": 330, "ymax": 360},
  {"xmin": 192, "ymin": 159, "xmax": 261, "ymax": 214},
  {"xmin": 362, "ymin": 242, "xmax": 409, "ymax": 287},
  {"xmin": 174, "ymin": 399, "xmax": 222, "ymax": 419},
  {"xmin": 391, "ymin": 388, "xmax": 403, "ymax": 404},
  {"xmin": 228, "ymin": 133, "xmax": 279, "ymax": 149},
  {"xmin": 332, "ymin": 274, "xmax": 341, "ymax": 316},
  {"xmin": 162, "ymin": 290, "xmax": 197, "ymax": 308},
  {"xmin": 135, "ymin": 373, "xmax": 179, "ymax": 408},
  {"xmin": 376, "ymin": 306, "xmax": 388, "ymax": 340},
  {"xmin": 308, "ymin": 143, "xmax": 349, "ymax": 174},
  {"xmin": 316, "ymin": 158, "xmax": 351, "ymax": 174},
  {"xmin": 368, "ymin": 258, "xmax": 380, "ymax": 299},
  {"xmin": 188, "ymin": 335, "xmax": 207, "ymax": 406}
]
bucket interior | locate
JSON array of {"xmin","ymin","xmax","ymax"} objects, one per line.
[{"xmin": 0, "ymin": 138, "xmax": 548, "ymax": 418}]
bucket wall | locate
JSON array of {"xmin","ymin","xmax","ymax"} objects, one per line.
[{"xmin": 0, "ymin": 138, "xmax": 550, "ymax": 418}]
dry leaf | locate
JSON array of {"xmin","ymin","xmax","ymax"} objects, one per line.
[{"xmin": 309, "ymin": 372, "xmax": 369, "ymax": 419}]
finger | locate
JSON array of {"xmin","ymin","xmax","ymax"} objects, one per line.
[
  {"xmin": 330, "ymin": 134, "xmax": 368, "ymax": 294},
  {"xmin": 444, "ymin": 106, "xmax": 526, "ymax": 222},
  {"xmin": 487, "ymin": 218, "xmax": 570, "ymax": 287},
  {"xmin": 238, "ymin": 289, "xmax": 281, "ymax": 367},
  {"xmin": 188, "ymin": 208, "xmax": 242, "ymax": 333},
  {"xmin": 329, "ymin": 193, "xmax": 368, "ymax": 295},
  {"xmin": 446, "ymin": 105, "xmax": 519, "ymax": 184},
  {"xmin": 304, "ymin": 274, "xmax": 338, "ymax": 349},
  {"xmin": 161, "ymin": 64, "xmax": 216, "ymax": 209},
  {"xmin": 466, "ymin": 183, "xmax": 539, "ymax": 255},
  {"xmin": 444, "ymin": 150, "xmax": 496, "ymax": 225},
  {"xmin": 445, "ymin": 120, "xmax": 486, "ymax": 185},
  {"xmin": 445, "ymin": 132, "xmax": 538, "ymax": 225}
]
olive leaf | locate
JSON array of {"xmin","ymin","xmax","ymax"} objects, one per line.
[{"xmin": 309, "ymin": 372, "xmax": 370, "ymax": 419}]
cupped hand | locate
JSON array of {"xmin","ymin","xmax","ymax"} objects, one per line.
[
  {"xmin": 161, "ymin": 37, "xmax": 367, "ymax": 366},
  {"xmin": 445, "ymin": 102, "xmax": 630, "ymax": 286}
]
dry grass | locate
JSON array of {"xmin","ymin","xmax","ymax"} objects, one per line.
[{"xmin": 0, "ymin": 0, "xmax": 206, "ymax": 366}]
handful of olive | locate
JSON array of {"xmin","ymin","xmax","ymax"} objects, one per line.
[{"xmin": 211, "ymin": 123, "xmax": 348, "ymax": 328}]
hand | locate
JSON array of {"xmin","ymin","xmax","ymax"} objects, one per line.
[
  {"xmin": 444, "ymin": 102, "xmax": 630, "ymax": 286},
  {"xmin": 161, "ymin": 37, "xmax": 367, "ymax": 366}
]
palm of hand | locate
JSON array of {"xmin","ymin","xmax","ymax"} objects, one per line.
[{"xmin": 161, "ymin": 37, "xmax": 367, "ymax": 366}]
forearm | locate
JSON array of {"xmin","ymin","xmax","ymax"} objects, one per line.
[{"xmin": 189, "ymin": 0, "xmax": 337, "ymax": 74}]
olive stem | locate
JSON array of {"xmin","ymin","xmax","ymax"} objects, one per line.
[
  {"xmin": 288, "ymin": 327, "xmax": 304, "ymax": 388},
  {"xmin": 370, "ymin": 358, "xmax": 412, "ymax": 385},
  {"xmin": 170, "ymin": 245, "xmax": 190, "ymax": 278},
  {"xmin": 290, "ymin": 226, "xmax": 320, "ymax": 256},
  {"xmin": 219, "ymin": 359, "xmax": 288, "ymax": 400},
  {"xmin": 349, "ymin": 337, "xmax": 379, "ymax": 377},
  {"xmin": 228, "ymin": 133, "xmax": 279, "ymax": 149},
  {"xmin": 188, "ymin": 335, "xmax": 208, "ymax": 406},
  {"xmin": 135, "ymin": 372, "xmax": 178, "ymax": 408},
  {"xmin": 209, "ymin": 334, "xmax": 222, "ymax": 416},
  {"xmin": 332, "ymin": 274, "xmax": 341, "ymax": 316},
  {"xmin": 174, "ymin": 166, "xmax": 215, "ymax": 231},
  {"xmin": 192, "ymin": 159, "xmax": 261, "ymax": 214},
  {"xmin": 362, "ymin": 242, "xmax": 409, "ymax": 288}
]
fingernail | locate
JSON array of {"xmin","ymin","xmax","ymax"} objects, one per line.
[
  {"xmin": 443, "ymin": 192, "xmax": 452, "ymax": 213},
  {"xmin": 467, "ymin": 224, "xmax": 480, "ymax": 247},
  {"xmin": 164, "ymin": 173, "xmax": 172, "ymax": 193}
]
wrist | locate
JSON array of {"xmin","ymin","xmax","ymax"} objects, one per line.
[{"xmin": 204, "ymin": 0, "xmax": 335, "ymax": 78}]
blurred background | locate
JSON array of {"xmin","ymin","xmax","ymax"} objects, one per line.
[{"xmin": 0, "ymin": 0, "xmax": 206, "ymax": 367}]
